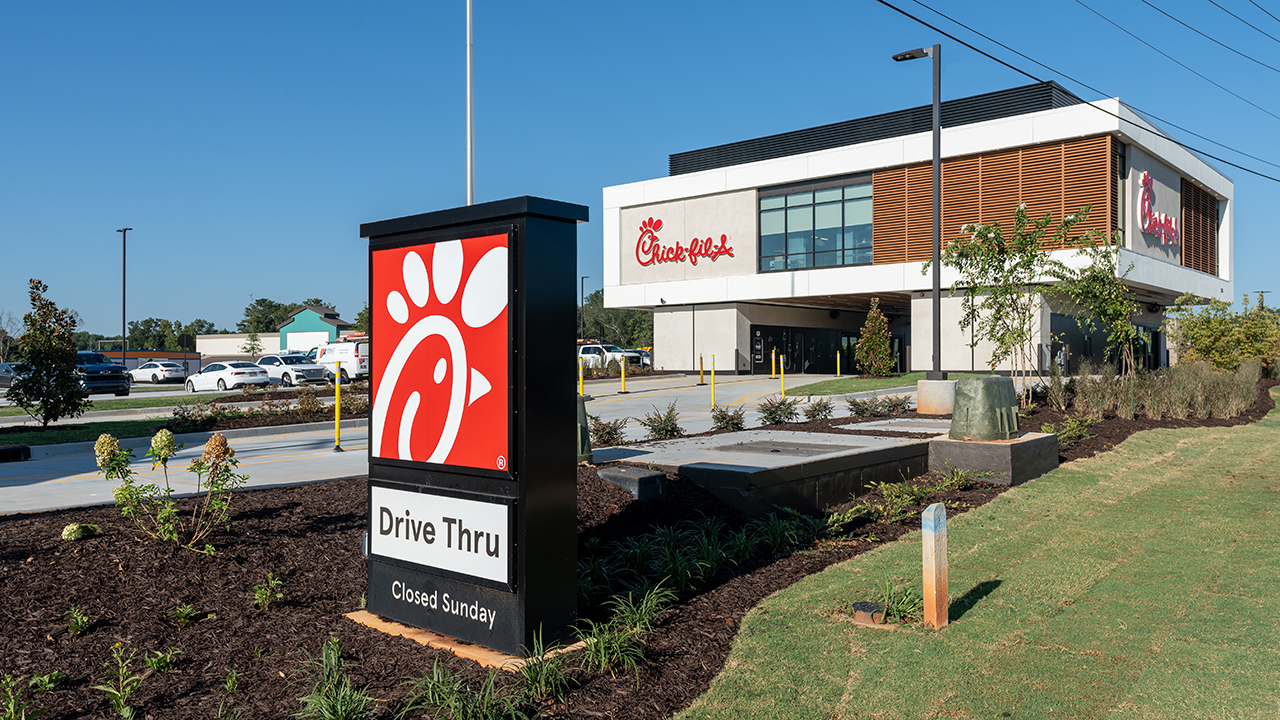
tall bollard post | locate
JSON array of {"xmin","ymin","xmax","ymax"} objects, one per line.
[
  {"xmin": 710, "ymin": 354, "xmax": 716, "ymax": 408},
  {"xmin": 837, "ymin": 349, "xmax": 841, "ymax": 377},
  {"xmin": 619, "ymin": 358, "xmax": 629, "ymax": 394},
  {"xmin": 922, "ymin": 503, "xmax": 948, "ymax": 629},
  {"xmin": 771, "ymin": 348, "xmax": 776, "ymax": 379},
  {"xmin": 333, "ymin": 361, "xmax": 344, "ymax": 453},
  {"xmin": 780, "ymin": 355, "xmax": 786, "ymax": 398},
  {"xmin": 578, "ymin": 358, "xmax": 584, "ymax": 396},
  {"xmin": 698, "ymin": 353, "xmax": 706, "ymax": 386}
]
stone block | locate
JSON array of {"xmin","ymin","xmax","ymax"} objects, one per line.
[
  {"xmin": 928, "ymin": 432, "xmax": 1058, "ymax": 486},
  {"xmin": 949, "ymin": 376, "xmax": 1019, "ymax": 441},
  {"xmin": 598, "ymin": 466, "xmax": 668, "ymax": 502},
  {"xmin": 916, "ymin": 379, "xmax": 956, "ymax": 415}
]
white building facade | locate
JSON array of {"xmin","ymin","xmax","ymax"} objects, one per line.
[{"xmin": 602, "ymin": 83, "xmax": 1232, "ymax": 374}]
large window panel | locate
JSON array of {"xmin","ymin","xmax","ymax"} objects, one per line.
[
  {"xmin": 814, "ymin": 201, "xmax": 842, "ymax": 255},
  {"xmin": 758, "ymin": 178, "xmax": 873, "ymax": 272},
  {"xmin": 760, "ymin": 208, "xmax": 786, "ymax": 257},
  {"xmin": 786, "ymin": 206, "xmax": 813, "ymax": 255}
]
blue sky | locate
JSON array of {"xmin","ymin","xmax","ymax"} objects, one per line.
[{"xmin": 3, "ymin": 1, "xmax": 1278, "ymax": 336}]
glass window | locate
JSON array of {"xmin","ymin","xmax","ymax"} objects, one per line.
[{"xmin": 759, "ymin": 179, "xmax": 874, "ymax": 272}]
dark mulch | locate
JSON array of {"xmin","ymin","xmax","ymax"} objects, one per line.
[
  {"xmin": 207, "ymin": 386, "xmax": 366, "ymax": 404},
  {"xmin": 2, "ymin": 380, "xmax": 1275, "ymax": 719}
]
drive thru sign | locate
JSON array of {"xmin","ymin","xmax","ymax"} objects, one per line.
[{"xmin": 361, "ymin": 197, "xmax": 586, "ymax": 655}]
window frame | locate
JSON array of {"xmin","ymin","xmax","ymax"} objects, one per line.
[{"xmin": 758, "ymin": 173, "xmax": 874, "ymax": 273}]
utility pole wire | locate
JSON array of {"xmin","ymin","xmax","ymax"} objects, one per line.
[
  {"xmin": 1139, "ymin": 0, "xmax": 1280, "ymax": 73},
  {"xmin": 1207, "ymin": 0, "xmax": 1280, "ymax": 45}
]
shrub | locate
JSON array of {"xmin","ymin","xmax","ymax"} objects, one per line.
[
  {"xmin": 294, "ymin": 388, "xmax": 323, "ymax": 415},
  {"xmin": 111, "ymin": 432, "xmax": 248, "ymax": 554},
  {"xmin": 295, "ymin": 638, "xmax": 373, "ymax": 720},
  {"xmin": 1045, "ymin": 361, "xmax": 1068, "ymax": 413},
  {"xmin": 757, "ymin": 395, "xmax": 800, "ymax": 425},
  {"xmin": 803, "ymin": 396, "xmax": 834, "ymax": 421},
  {"xmin": 710, "ymin": 404, "xmax": 746, "ymax": 431},
  {"xmin": 1041, "ymin": 415, "xmax": 1097, "ymax": 448},
  {"xmin": 5, "ymin": 279, "xmax": 89, "ymax": 427},
  {"xmin": 846, "ymin": 393, "xmax": 911, "ymax": 417},
  {"xmin": 637, "ymin": 402, "xmax": 685, "ymax": 440},
  {"xmin": 61, "ymin": 522, "xmax": 100, "ymax": 541},
  {"xmin": 931, "ymin": 463, "xmax": 994, "ymax": 492},
  {"xmin": 587, "ymin": 414, "xmax": 628, "ymax": 447},
  {"xmin": 1165, "ymin": 292, "xmax": 1280, "ymax": 372},
  {"xmin": 855, "ymin": 298, "xmax": 895, "ymax": 377}
]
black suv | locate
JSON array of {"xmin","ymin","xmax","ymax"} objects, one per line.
[{"xmin": 75, "ymin": 352, "xmax": 130, "ymax": 397}]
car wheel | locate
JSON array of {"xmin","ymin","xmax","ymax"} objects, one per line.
[
  {"xmin": 187, "ymin": 380, "xmax": 196, "ymax": 393},
  {"xmin": 340, "ymin": 368, "xmax": 350, "ymax": 384},
  {"xmin": 151, "ymin": 373, "xmax": 159, "ymax": 384},
  {"xmin": 282, "ymin": 373, "xmax": 292, "ymax": 388},
  {"xmin": 217, "ymin": 379, "xmax": 227, "ymax": 391}
]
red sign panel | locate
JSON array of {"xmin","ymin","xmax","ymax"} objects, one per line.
[{"xmin": 371, "ymin": 233, "xmax": 510, "ymax": 472}]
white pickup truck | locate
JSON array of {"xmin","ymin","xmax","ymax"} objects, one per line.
[{"xmin": 577, "ymin": 343, "xmax": 643, "ymax": 369}]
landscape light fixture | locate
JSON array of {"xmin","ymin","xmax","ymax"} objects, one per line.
[
  {"xmin": 893, "ymin": 43, "xmax": 945, "ymax": 380},
  {"xmin": 117, "ymin": 227, "xmax": 132, "ymax": 360}
]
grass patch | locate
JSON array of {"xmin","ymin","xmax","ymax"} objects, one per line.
[
  {"xmin": 682, "ymin": 390, "xmax": 1280, "ymax": 719},
  {"xmin": 0, "ymin": 418, "xmax": 172, "ymax": 447},
  {"xmin": 0, "ymin": 393, "xmax": 235, "ymax": 418},
  {"xmin": 788, "ymin": 372, "xmax": 925, "ymax": 396}
]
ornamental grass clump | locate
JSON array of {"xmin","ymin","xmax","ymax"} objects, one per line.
[
  {"xmin": 294, "ymin": 638, "xmax": 374, "ymax": 720},
  {"xmin": 109, "ymin": 431, "xmax": 248, "ymax": 555}
]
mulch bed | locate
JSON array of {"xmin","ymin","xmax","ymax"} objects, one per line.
[{"xmin": 1, "ymin": 379, "xmax": 1275, "ymax": 719}]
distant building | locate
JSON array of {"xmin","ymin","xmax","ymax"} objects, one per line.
[
  {"xmin": 277, "ymin": 305, "xmax": 352, "ymax": 352},
  {"xmin": 602, "ymin": 81, "xmax": 1230, "ymax": 374}
]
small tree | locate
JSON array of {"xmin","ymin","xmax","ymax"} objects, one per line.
[
  {"xmin": 240, "ymin": 331, "xmax": 263, "ymax": 356},
  {"xmin": 1048, "ymin": 230, "xmax": 1144, "ymax": 376},
  {"xmin": 6, "ymin": 279, "xmax": 90, "ymax": 426},
  {"xmin": 1164, "ymin": 292, "xmax": 1280, "ymax": 371},
  {"xmin": 855, "ymin": 298, "xmax": 894, "ymax": 376}
]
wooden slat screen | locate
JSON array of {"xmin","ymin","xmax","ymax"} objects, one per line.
[
  {"xmin": 871, "ymin": 134, "xmax": 1115, "ymax": 263},
  {"xmin": 1181, "ymin": 179, "xmax": 1219, "ymax": 276}
]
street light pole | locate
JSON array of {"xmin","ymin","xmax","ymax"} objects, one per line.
[
  {"xmin": 117, "ymin": 227, "xmax": 132, "ymax": 360},
  {"xmin": 466, "ymin": 0, "xmax": 474, "ymax": 206},
  {"xmin": 893, "ymin": 43, "xmax": 945, "ymax": 380},
  {"xmin": 580, "ymin": 276, "xmax": 589, "ymax": 339}
]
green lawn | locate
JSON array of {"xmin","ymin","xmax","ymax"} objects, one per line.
[
  {"xmin": 788, "ymin": 372, "xmax": 926, "ymax": 395},
  {"xmin": 0, "ymin": 418, "xmax": 174, "ymax": 447},
  {"xmin": 0, "ymin": 392, "xmax": 237, "ymax": 418},
  {"xmin": 683, "ymin": 390, "xmax": 1280, "ymax": 719}
]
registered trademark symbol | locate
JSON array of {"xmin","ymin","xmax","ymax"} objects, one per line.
[{"xmin": 496, "ymin": 455, "xmax": 506, "ymax": 470}]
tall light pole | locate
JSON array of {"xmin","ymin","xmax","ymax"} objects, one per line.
[
  {"xmin": 893, "ymin": 43, "xmax": 945, "ymax": 380},
  {"xmin": 466, "ymin": 0, "xmax": 474, "ymax": 205},
  {"xmin": 580, "ymin": 276, "xmax": 589, "ymax": 339},
  {"xmin": 117, "ymin": 228, "xmax": 132, "ymax": 359}
]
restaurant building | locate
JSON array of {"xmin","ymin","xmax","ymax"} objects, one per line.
[{"xmin": 601, "ymin": 82, "xmax": 1232, "ymax": 374}]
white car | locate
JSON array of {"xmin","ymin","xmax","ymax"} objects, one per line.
[
  {"xmin": 128, "ymin": 361, "xmax": 188, "ymax": 385},
  {"xmin": 577, "ymin": 343, "xmax": 643, "ymax": 369},
  {"xmin": 186, "ymin": 362, "xmax": 270, "ymax": 392},
  {"xmin": 256, "ymin": 354, "xmax": 330, "ymax": 387}
]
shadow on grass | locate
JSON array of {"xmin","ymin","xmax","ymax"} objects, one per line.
[{"xmin": 949, "ymin": 579, "xmax": 1001, "ymax": 621}]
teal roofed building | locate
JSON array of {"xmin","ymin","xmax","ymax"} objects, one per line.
[{"xmin": 277, "ymin": 305, "xmax": 352, "ymax": 352}]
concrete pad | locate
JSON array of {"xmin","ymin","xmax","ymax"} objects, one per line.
[
  {"xmin": 839, "ymin": 418, "xmax": 952, "ymax": 435},
  {"xmin": 928, "ymin": 432, "xmax": 1058, "ymax": 486},
  {"xmin": 594, "ymin": 430, "xmax": 931, "ymax": 517},
  {"xmin": 596, "ymin": 465, "xmax": 668, "ymax": 501}
]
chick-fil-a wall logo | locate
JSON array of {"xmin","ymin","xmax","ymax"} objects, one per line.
[
  {"xmin": 1139, "ymin": 172, "xmax": 1180, "ymax": 245},
  {"xmin": 635, "ymin": 217, "xmax": 735, "ymax": 267}
]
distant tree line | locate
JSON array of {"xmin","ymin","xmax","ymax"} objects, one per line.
[{"xmin": 578, "ymin": 290, "xmax": 653, "ymax": 348}]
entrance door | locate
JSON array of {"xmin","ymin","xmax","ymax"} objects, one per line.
[{"xmin": 791, "ymin": 332, "xmax": 805, "ymax": 374}]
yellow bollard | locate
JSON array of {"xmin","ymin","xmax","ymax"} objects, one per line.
[
  {"xmin": 333, "ymin": 361, "xmax": 343, "ymax": 453},
  {"xmin": 780, "ymin": 355, "xmax": 786, "ymax": 398},
  {"xmin": 698, "ymin": 353, "xmax": 706, "ymax": 386},
  {"xmin": 771, "ymin": 348, "xmax": 777, "ymax": 379},
  {"xmin": 619, "ymin": 358, "xmax": 629, "ymax": 394},
  {"xmin": 711, "ymin": 354, "xmax": 716, "ymax": 408},
  {"xmin": 837, "ymin": 349, "xmax": 841, "ymax": 377},
  {"xmin": 578, "ymin": 358, "xmax": 584, "ymax": 396}
]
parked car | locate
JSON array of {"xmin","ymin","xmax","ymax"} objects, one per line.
[
  {"xmin": 257, "ymin": 354, "xmax": 329, "ymax": 386},
  {"xmin": 74, "ymin": 352, "xmax": 130, "ymax": 397},
  {"xmin": 629, "ymin": 349, "xmax": 653, "ymax": 368},
  {"xmin": 186, "ymin": 362, "xmax": 269, "ymax": 392},
  {"xmin": 128, "ymin": 361, "xmax": 188, "ymax": 385},
  {"xmin": 0, "ymin": 362, "xmax": 28, "ymax": 389},
  {"xmin": 314, "ymin": 341, "xmax": 370, "ymax": 383},
  {"xmin": 577, "ymin": 343, "xmax": 643, "ymax": 369}
]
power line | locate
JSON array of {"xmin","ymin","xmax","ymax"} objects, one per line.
[
  {"xmin": 1207, "ymin": 0, "xmax": 1280, "ymax": 45},
  {"xmin": 1248, "ymin": 0, "xmax": 1280, "ymax": 26},
  {"xmin": 1077, "ymin": 0, "xmax": 1280, "ymax": 124},
  {"xmin": 873, "ymin": 0, "xmax": 1280, "ymax": 183},
  {"xmin": 1139, "ymin": 0, "xmax": 1280, "ymax": 73}
]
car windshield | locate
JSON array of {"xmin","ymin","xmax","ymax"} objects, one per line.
[
  {"xmin": 228, "ymin": 362, "xmax": 258, "ymax": 369},
  {"xmin": 602, "ymin": 345, "xmax": 623, "ymax": 353},
  {"xmin": 76, "ymin": 353, "xmax": 111, "ymax": 365},
  {"xmin": 281, "ymin": 356, "xmax": 310, "ymax": 365}
]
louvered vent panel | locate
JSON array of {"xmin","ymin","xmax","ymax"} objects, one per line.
[
  {"xmin": 979, "ymin": 148, "xmax": 1022, "ymax": 230},
  {"xmin": 1062, "ymin": 135, "xmax": 1113, "ymax": 243},
  {"xmin": 1020, "ymin": 143, "xmax": 1066, "ymax": 249},
  {"xmin": 1181, "ymin": 179, "xmax": 1219, "ymax": 276},
  {"xmin": 942, "ymin": 156, "xmax": 982, "ymax": 253},
  {"xmin": 905, "ymin": 165, "xmax": 935, "ymax": 262},
  {"xmin": 872, "ymin": 167, "xmax": 909, "ymax": 265}
]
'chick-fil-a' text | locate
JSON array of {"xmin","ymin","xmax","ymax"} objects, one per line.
[{"xmin": 636, "ymin": 217, "xmax": 735, "ymax": 267}]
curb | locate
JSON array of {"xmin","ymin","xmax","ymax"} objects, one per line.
[{"xmin": 16, "ymin": 419, "xmax": 369, "ymax": 462}]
